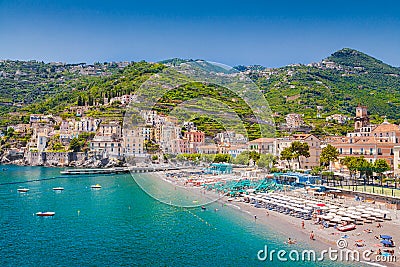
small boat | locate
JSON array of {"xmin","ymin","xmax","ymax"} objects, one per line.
[
  {"xmin": 337, "ymin": 224, "xmax": 356, "ymax": 232},
  {"xmin": 17, "ymin": 188, "xmax": 29, "ymax": 193},
  {"xmin": 91, "ymin": 184, "xmax": 102, "ymax": 189},
  {"xmin": 52, "ymin": 187, "xmax": 64, "ymax": 191},
  {"xmin": 201, "ymin": 206, "xmax": 206, "ymax": 210},
  {"xmin": 36, "ymin": 212, "xmax": 55, "ymax": 217}
]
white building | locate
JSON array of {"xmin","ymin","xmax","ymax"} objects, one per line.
[
  {"xmin": 75, "ymin": 118, "xmax": 101, "ymax": 132},
  {"xmin": 123, "ymin": 128, "xmax": 145, "ymax": 156}
]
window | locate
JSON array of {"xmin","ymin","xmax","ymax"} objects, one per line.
[
  {"xmin": 378, "ymin": 148, "xmax": 382, "ymax": 155},
  {"xmin": 349, "ymin": 148, "xmax": 353, "ymax": 154}
]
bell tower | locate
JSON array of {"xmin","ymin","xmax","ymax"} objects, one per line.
[{"xmin": 354, "ymin": 105, "xmax": 369, "ymax": 130}]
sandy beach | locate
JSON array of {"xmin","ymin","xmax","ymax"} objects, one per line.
[{"xmin": 154, "ymin": 168, "xmax": 400, "ymax": 266}]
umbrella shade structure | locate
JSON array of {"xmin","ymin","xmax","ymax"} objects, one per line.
[
  {"xmin": 361, "ymin": 214, "xmax": 370, "ymax": 218},
  {"xmin": 380, "ymin": 235, "xmax": 392, "ymax": 240},
  {"xmin": 380, "ymin": 240, "xmax": 392, "ymax": 246},
  {"xmin": 349, "ymin": 215, "xmax": 362, "ymax": 220},
  {"xmin": 331, "ymin": 217, "xmax": 342, "ymax": 223},
  {"xmin": 316, "ymin": 203, "xmax": 326, "ymax": 207},
  {"xmin": 342, "ymin": 217, "xmax": 353, "ymax": 221},
  {"xmin": 379, "ymin": 210, "xmax": 391, "ymax": 214}
]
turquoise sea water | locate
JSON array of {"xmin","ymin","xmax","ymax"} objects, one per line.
[{"xmin": 0, "ymin": 166, "xmax": 347, "ymax": 267}]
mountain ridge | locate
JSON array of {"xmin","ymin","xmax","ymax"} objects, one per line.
[{"xmin": 0, "ymin": 48, "xmax": 399, "ymax": 131}]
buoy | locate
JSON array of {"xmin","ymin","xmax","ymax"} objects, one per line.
[{"xmin": 77, "ymin": 210, "xmax": 80, "ymax": 216}]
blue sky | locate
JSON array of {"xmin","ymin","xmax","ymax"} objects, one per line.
[{"xmin": 0, "ymin": 0, "xmax": 399, "ymax": 67}]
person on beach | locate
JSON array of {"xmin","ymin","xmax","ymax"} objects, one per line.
[
  {"xmin": 286, "ymin": 238, "xmax": 296, "ymax": 244},
  {"xmin": 301, "ymin": 220, "xmax": 305, "ymax": 229},
  {"xmin": 266, "ymin": 211, "xmax": 269, "ymax": 216},
  {"xmin": 254, "ymin": 215, "xmax": 257, "ymax": 222},
  {"xmin": 310, "ymin": 231, "xmax": 315, "ymax": 240}
]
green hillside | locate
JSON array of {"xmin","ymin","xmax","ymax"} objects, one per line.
[{"xmin": 0, "ymin": 48, "xmax": 399, "ymax": 135}]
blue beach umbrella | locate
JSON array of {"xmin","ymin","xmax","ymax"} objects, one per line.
[
  {"xmin": 380, "ymin": 235, "xmax": 392, "ymax": 240},
  {"xmin": 380, "ymin": 240, "xmax": 392, "ymax": 246}
]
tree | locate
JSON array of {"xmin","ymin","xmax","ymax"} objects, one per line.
[
  {"xmin": 69, "ymin": 138, "xmax": 82, "ymax": 152},
  {"xmin": 353, "ymin": 157, "xmax": 369, "ymax": 191},
  {"xmin": 213, "ymin": 154, "xmax": 232, "ymax": 163},
  {"xmin": 290, "ymin": 141, "xmax": 310, "ymax": 169},
  {"xmin": 320, "ymin": 144, "xmax": 339, "ymax": 171},
  {"xmin": 234, "ymin": 151, "xmax": 250, "ymax": 165},
  {"xmin": 373, "ymin": 159, "xmax": 390, "ymax": 194},
  {"xmin": 280, "ymin": 147, "xmax": 294, "ymax": 170},
  {"xmin": 257, "ymin": 153, "xmax": 275, "ymax": 170},
  {"xmin": 340, "ymin": 156, "xmax": 357, "ymax": 189}
]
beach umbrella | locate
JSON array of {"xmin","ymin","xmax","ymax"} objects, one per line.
[
  {"xmin": 329, "ymin": 205, "xmax": 339, "ymax": 209},
  {"xmin": 331, "ymin": 217, "xmax": 342, "ymax": 223},
  {"xmin": 349, "ymin": 215, "xmax": 361, "ymax": 220},
  {"xmin": 365, "ymin": 207, "xmax": 375, "ymax": 211},
  {"xmin": 347, "ymin": 207, "xmax": 356, "ymax": 210},
  {"xmin": 316, "ymin": 203, "xmax": 326, "ymax": 207},
  {"xmin": 337, "ymin": 211, "xmax": 346, "ymax": 216},
  {"xmin": 361, "ymin": 214, "xmax": 370, "ymax": 218},
  {"xmin": 356, "ymin": 205, "xmax": 365, "ymax": 209},
  {"xmin": 379, "ymin": 210, "xmax": 390, "ymax": 214},
  {"xmin": 342, "ymin": 217, "xmax": 353, "ymax": 221},
  {"xmin": 380, "ymin": 240, "xmax": 392, "ymax": 246},
  {"xmin": 380, "ymin": 235, "xmax": 392, "ymax": 240}
]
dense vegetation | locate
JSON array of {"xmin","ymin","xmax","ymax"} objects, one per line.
[{"xmin": 1, "ymin": 48, "xmax": 399, "ymax": 135}]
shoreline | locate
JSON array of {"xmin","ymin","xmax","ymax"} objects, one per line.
[{"xmin": 153, "ymin": 169, "xmax": 400, "ymax": 266}]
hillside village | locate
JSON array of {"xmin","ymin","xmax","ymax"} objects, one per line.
[
  {"xmin": 0, "ymin": 48, "xmax": 399, "ymax": 180},
  {"xmin": 3, "ymin": 96, "xmax": 400, "ymax": 178}
]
